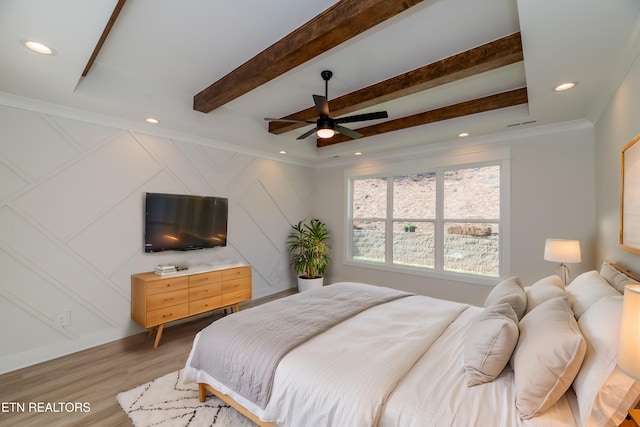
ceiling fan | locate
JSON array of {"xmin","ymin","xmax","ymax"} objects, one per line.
[{"xmin": 265, "ymin": 70, "xmax": 388, "ymax": 140}]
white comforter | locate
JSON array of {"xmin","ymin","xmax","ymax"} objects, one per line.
[
  {"xmin": 262, "ymin": 294, "xmax": 468, "ymax": 426},
  {"xmin": 184, "ymin": 287, "xmax": 578, "ymax": 426}
]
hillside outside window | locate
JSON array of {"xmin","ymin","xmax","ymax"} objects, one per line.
[{"xmin": 349, "ymin": 163, "xmax": 503, "ymax": 279}]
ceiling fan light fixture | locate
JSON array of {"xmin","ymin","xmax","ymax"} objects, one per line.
[
  {"xmin": 317, "ymin": 128, "xmax": 335, "ymax": 139},
  {"xmin": 316, "ymin": 117, "xmax": 335, "ymax": 139}
]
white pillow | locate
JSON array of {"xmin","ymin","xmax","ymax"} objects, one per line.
[
  {"xmin": 524, "ymin": 275, "xmax": 565, "ymax": 314},
  {"xmin": 574, "ymin": 295, "xmax": 640, "ymax": 427},
  {"xmin": 484, "ymin": 276, "xmax": 527, "ymax": 320},
  {"xmin": 510, "ymin": 296, "xmax": 586, "ymax": 419},
  {"xmin": 600, "ymin": 260, "xmax": 640, "ymax": 294},
  {"xmin": 566, "ymin": 271, "xmax": 620, "ymax": 318},
  {"xmin": 464, "ymin": 303, "xmax": 519, "ymax": 386}
]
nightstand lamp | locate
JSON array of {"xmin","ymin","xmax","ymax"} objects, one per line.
[
  {"xmin": 619, "ymin": 285, "xmax": 640, "ymax": 381},
  {"xmin": 543, "ymin": 238, "xmax": 581, "ymax": 285},
  {"xmin": 618, "ymin": 285, "xmax": 640, "ymax": 425}
]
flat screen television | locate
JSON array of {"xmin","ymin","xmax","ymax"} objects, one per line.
[{"xmin": 144, "ymin": 192, "xmax": 228, "ymax": 253}]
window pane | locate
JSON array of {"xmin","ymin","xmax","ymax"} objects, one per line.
[
  {"xmin": 393, "ymin": 173, "xmax": 436, "ymax": 219},
  {"xmin": 393, "ymin": 221, "xmax": 434, "ymax": 268},
  {"xmin": 352, "ymin": 221, "xmax": 385, "ymax": 263},
  {"xmin": 353, "ymin": 178, "xmax": 387, "ymax": 218},
  {"xmin": 444, "ymin": 166, "xmax": 500, "ymax": 219},
  {"xmin": 444, "ymin": 222, "xmax": 499, "ymax": 276}
]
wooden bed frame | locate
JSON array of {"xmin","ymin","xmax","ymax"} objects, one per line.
[{"xmin": 198, "ymin": 382, "xmax": 276, "ymax": 427}]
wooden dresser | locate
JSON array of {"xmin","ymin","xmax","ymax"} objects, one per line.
[{"xmin": 131, "ymin": 264, "xmax": 251, "ymax": 348}]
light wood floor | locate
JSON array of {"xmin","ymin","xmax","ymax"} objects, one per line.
[{"xmin": 0, "ymin": 289, "xmax": 295, "ymax": 427}]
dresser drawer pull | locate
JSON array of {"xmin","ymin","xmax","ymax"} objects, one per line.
[
  {"xmin": 162, "ymin": 313, "xmax": 172, "ymax": 318},
  {"xmin": 164, "ymin": 297, "xmax": 174, "ymax": 302}
]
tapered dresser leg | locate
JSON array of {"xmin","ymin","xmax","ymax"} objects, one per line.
[{"xmin": 153, "ymin": 324, "xmax": 164, "ymax": 349}]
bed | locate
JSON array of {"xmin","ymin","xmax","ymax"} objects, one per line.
[{"xmin": 183, "ymin": 261, "xmax": 640, "ymax": 427}]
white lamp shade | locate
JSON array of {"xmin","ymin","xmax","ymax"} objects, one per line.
[
  {"xmin": 543, "ymin": 239, "xmax": 581, "ymax": 263},
  {"xmin": 619, "ymin": 285, "xmax": 640, "ymax": 381}
]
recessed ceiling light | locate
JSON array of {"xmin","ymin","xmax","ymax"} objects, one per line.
[
  {"xmin": 354, "ymin": 152, "xmax": 362, "ymax": 156},
  {"xmin": 22, "ymin": 40, "xmax": 55, "ymax": 55},
  {"xmin": 554, "ymin": 82, "xmax": 576, "ymax": 92},
  {"xmin": 145, "ymin": 118, "xmax": 159, "ymax": 124},
  {"xmin": 458, "ymin": 132, "xmax": 470, "ymax": 138},
  {"xmin": 279, "ymin": 150, "xmax": 287, "ymax": 154}
]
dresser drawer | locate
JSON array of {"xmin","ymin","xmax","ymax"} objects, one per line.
[
  {"xmin": 146, "ymin": 304, "xmax": 189, "ymax": 327},
  {"xmin": 146, "ymin": 276, "xmax": 188, "ymax": 295},
  {"xmin": 189, "ymin": 295, "xmax": 224, "ymax": 315},
  {"xmin": 189, "ymin": 282, "xmax": 222, "ymax": 301},
  {"xmin": 223, "ymin": 276, "xmax": 251, "ymax": 294},
  {"xmin": 146, "ymin": 289, "xmax": 189, "ymax": 311},
  {"xmin": 223, "ymin": 289, "xmax": 252, "ymax": 306},
  {"xmin": 222, "ymin": 266, "xmax": 251, "ymax": 281},
  {"xmin": 189, "ymin": 271, "xmax": 222, "ymax": 287}
]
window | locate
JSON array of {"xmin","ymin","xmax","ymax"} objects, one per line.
[{"xmin": 349, "ymin": 161, "xmax": 505, "ymax": 279}]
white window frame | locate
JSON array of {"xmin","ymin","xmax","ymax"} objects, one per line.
[{"xmin": 345, "ymin": 147, "xmax": 511, "ymax": 285}]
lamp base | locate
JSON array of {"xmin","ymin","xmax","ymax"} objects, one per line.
[{"xmin": 555, "ymin": 263, "xmax": 570, "ymax": 286}]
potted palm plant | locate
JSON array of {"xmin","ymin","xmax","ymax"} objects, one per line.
[{"xmin": 287, "ymin": 218, "xmax": 331, "ymax": 292}]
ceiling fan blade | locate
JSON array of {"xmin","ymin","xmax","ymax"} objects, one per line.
[
  {"xmin": 336, "ymin": 124, "xmax": 362, "ymax": 139},
  {"xmin": 313, "ymin": 94, "xmax": 330, "ymax": 117},
  {"xmin": 335, "ymin": 111, "xmax": 388, "ymax": 124},
  {"xmin": 296, "ymin": 127, "xmax": 318, "ymax": 140},
  {"xmin": 264, "ymin": 118, "xmax": 313, "ymax": 123}
]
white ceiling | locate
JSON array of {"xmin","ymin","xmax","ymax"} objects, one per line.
[{"xmin": 1, "ymin": 0, "xmax": 639, "ymax": 164}]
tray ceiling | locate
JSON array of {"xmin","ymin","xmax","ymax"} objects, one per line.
[{"xmin": 1, "ymin": 0, "xmax": 639, "ymax": 163}]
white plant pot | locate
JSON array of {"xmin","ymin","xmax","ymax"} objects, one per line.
[{"xmin": 297, "ymin": 276, "xmax": 323, "ymax": 292}]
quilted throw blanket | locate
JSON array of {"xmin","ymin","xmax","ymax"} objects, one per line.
[{"xmin": 188, "ymin": 282, "xmax": 412, "ymax": 409}]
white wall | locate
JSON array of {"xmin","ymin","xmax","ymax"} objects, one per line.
[
  {"xmin": 594, "ymin": 43, "xmax": 640, "ymax": 274},
  {"xmin": 315, "ymin": 123, "xmax": 596, "ymax": 306},
  {"xmin": 0, "ymin": 104, "xmax": 315, "ymax": 373},
  {"xmin": 509, "ymin": 125, "xmax": 596, "ymax": 280}
]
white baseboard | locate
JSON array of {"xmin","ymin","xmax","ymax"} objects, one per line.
[{"xmin": 0, "ymin": 325, "xmax": 141, "ymax": 375}]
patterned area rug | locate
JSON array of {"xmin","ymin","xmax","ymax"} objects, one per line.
[{"xmin": 116, "ymin": 369, "xmax": 254, "ymax": 426}]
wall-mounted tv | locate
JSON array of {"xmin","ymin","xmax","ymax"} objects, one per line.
[{"xmin": 144, "ymin": 192, "xmax": 228, "ymax": 253}]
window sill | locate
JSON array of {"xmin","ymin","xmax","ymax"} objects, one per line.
[{"xmin": 344, "ymin": 259, "xmax": 500, "ymax": 287}]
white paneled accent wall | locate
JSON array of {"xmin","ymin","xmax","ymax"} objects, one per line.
[{"xmin": 0, "ymin": 105, "xmax": 314, "ymax": 374}]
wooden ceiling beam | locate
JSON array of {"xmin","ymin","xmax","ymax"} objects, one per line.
[
  {"xmin": 269, "ymin": 32, "xmax": 523, "ymax": 135},
  {"xmin": 193, "ymin": 0, "xmax": 425, "ymax": 113},
  {"xmin": 316, "ymin": 87, "xmax": 529, "ymax": 147},
  {"xmin": 81, "ymin": 0, "xmax": 127, "ymax": 77}
]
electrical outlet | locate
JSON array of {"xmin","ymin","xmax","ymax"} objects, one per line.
[{"xmin": 55, "ymin": 311, "xmax": 70, "ymax": 327}]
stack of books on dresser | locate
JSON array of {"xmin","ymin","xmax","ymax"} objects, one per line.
[{"xmin": 154, "ymin": 264, "xmax": 177, "ymax": 276}]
